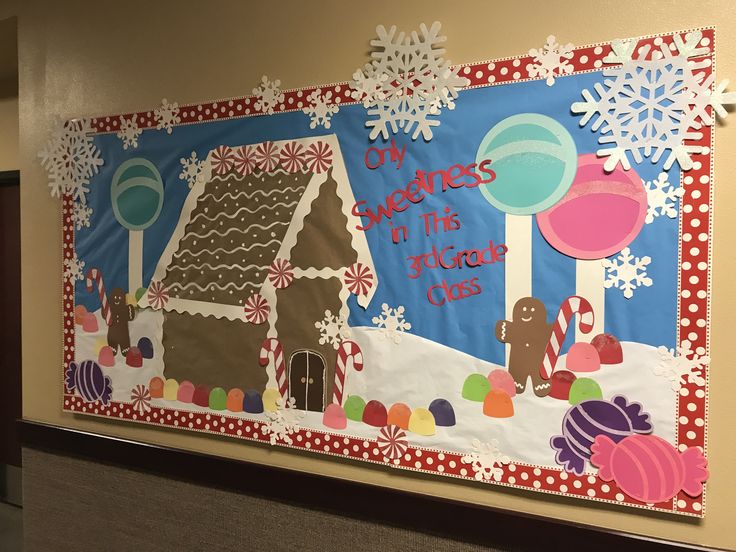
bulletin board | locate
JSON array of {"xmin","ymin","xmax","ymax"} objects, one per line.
[{"xmin": 44, "ymin": 24, "xmax": 728, "ymax": 516}]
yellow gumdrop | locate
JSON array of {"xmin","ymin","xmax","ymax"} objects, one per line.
[
  {"xmin": 163, "ymin": 378, "xmax": 179, "ymax": 401},
  {"xmin": 262, "ymin": 388, "xmax": 281, "ymax": 412},
  {"xmin": 408, "ymin": 407, "xmax": 436, "ymax": 436}
]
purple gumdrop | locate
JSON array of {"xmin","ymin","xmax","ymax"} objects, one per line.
[
  {"xmin": 428, "ymin": 398, "xmax": 455, "ymax": 427},
  {"xmin": 243, "ymin": 390, "xmax": 264, "ymax": 413},
  {"xmin": 137, "ymin": 337, "xmax": 154, "ymax": 359}
]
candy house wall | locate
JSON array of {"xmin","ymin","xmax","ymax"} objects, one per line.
[{"xmin": 14, "ymin": 0, "xmax": 736, "ymax": 549}]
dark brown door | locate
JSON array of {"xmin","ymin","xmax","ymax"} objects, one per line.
[{"xmin": 288, "ymin": 350, "xmax": 325, "ymax": 412}]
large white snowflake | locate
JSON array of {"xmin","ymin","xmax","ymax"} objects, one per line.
[
  {"xmin": 179, "ymin": 151, "xmax": 209, "ymax": 189},
  {"xmin": 116, "ymin": 116, "xmax": 142, "ymax": 149},
  {"xmin": 154, "ymin": 98, "xmax": 181, "ymax": 134},
  {"xmin": 350, "ymin": 21, "xmax": 469, "ymax": 141},
  {"xmin": 72, "ymin": 202, "xmax": 93, "ymax": 230},
  {"xmin": 572, "ymin": 30, "xmax": 736, "ymax": 172},
  {"xmin": 302, "ymin": 88, "xmax": 339, "ymax": 129},
  {"xmin": 315, "ymin": 309, "xmax": 351, "ymax": 350},
  {"xmin": 38, "ymin": 118, "xmax": 104, "ymax": 202},
  {"xmin": 63, "ymin": 253, "xmax": 85, "ymax": 282},
  {"xmin": 655, "ymin": 339, "xmax": 709, "ymax": 390},
  {"xmin": 253, "ymin": 76, "xmax": 285, "ymax": 115},
  {"xmin": 644, "ymin": 172, "xmax": 684, "ymax": 224},
  {"xmin": 602, "ymin": 247, "xmax": 653, "ymax": 299},
  {"xmin": 372, "ymin": 303, "xmax": 411, "ymax": 344},
  {"xmin": 262, "ymin": 396, "xmax": 303, "ymax": 446},
  {"xmin": 461, "ymin": 438, "xmax": 510, "ymax": 482},
  {"xmin": 526, "ymin": 35, "xmax": 574, "ymax": 86}
]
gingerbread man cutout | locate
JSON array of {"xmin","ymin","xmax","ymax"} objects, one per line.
[
  {"xmin": 495, "ymin": 297, "xmax": 553, "ymax": 397},
  {"xmin": 107, "ymin": 288, "xmax": 135, "ymax": 355}
]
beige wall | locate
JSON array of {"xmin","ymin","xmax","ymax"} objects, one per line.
[{"xmin": 16, "ymin": 1, "xmax": 736, "ymax": 549}]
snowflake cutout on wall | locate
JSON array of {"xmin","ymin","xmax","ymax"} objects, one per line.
[
  {"xmin": 350, "ymin": 21, "xmax": 469, "ymax": 141},
  {"xmin": 38, "ymin": 118, "xmax": 104, "ymax": 202},
  {"xmin": 72, "ymin": 202, "xmax": 93, "ymax": 230},
  {"xmin": 154, "ymin": 98, "xmax": 181, "ymax": 134},
  {"xmin": 655, "ymin": 339, "xmax": 709, "ymax": 390},
  {"xmin": 116, "ymin": 116, "xmax": 142, "ymax": 149},
  {"xmin": 602, "ymin": 247, "xmax": 652, "ymax": 299},
  {"xmin": 461, "ymin": 438, "xmax": 510, "ymax": 482},
  {"xmin": 526, "ymin": 35, "xmax": 574, "ymax": 86},
  {"xmin": 302, "ymin": 88, "xmax": 340, "ymax": 129},
  {"xmin": 572, "ymin": 30, "xmax": 736, "ymax": 172},
  {"xmin": 372, "ymin": 303, "xmax": 411, "ymax": 344},
  {"xmin": 179, "ymin": 151, "xmax": 209, "ymax": 189},
  {"xmin": 262, "ymin": 396, "xmax": 303, "ymax": 445},
  {"xmin": 644, "ymin": 172, "xmax": 685, "ymax": 224},
  {"xmin": 63, "ymin": 253, "xmax": 85, "ymax": 282},
  {"xmin": 253, "ymin": 76, "xmax": 285, "ymax": 115},
  {"xmin": 315, "ymin": 309, "xmax": 351, "ymax": 350}
]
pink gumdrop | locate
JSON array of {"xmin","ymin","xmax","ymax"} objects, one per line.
[
  {"xmin": 98, "ymin": 346, "xmax": 115, "ymax": 367},
  {"xmin": 323, "ymin": 403, "xmax": 347, "ymax": 430},
  {"xmin": 566, "ymin": 342, "xmax": 601, "ymax": 373},
  {"xmin": 177, "ymin": 381, "xmax": 195, "ymax": 403},
  {"xmin": 487, "ymin": 369, "xmax": 516, "ymax": 398},
  {"xmin": 82, "ymin": 312, "xmax": 98, "ymax": 333}
]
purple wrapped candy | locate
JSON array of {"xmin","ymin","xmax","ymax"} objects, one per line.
[
  {"xmin": 65, "ymin": 360, "xmax": 113, "ymax": 406},
  {"xmin": 550, "ymin": 395, "xmax": 652, "ymax": 475}
]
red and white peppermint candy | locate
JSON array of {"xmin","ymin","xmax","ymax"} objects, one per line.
[
  {"xmin": 268, "ymin": 258, "xmax": 294, "ymax": 289},
  {"xmin": 254, "ymin": 141, "xmax": 280, "ymax": 173},
  {"xmin": 279, "ymin": 141, "xmax": 306, "ymax": 173},
  {"xmin": 344, "ymin": 263, "xmax": 374, "ymax": 296},
  {"xmin": 147, "ymin": 280, "xmax": 169, "ymax": 310},
  {"xmin": 130, "ymin": 384, "xmax": 152, "ymax": 415},
  {"xmin": 304, "ymin": 141, "xmax": 333, "ymax": 174},
  {"xmin": 244, "ymin": 293, "xmax": 270, "ymax": 324},
  {"xmin": 211, "ymin": 145, "xmax": 235, "ymax": 176},
  {"xmin": 377, "ymin": 425, "xmax": 408, "ymax": 461},
  {"xmin": 233, "ymin": 145, "xmax": 257, "ymax": 176}
]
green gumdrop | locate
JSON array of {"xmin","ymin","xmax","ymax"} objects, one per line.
[
  {"xmin": 344, "ymin": 395, "xmax": 366, "ymax": 422},
  {"xmin": 209, "ymin": 387, "xmax": 228, "ymax": 411},
  {"xmin": 568, "ymin": 377, "xmax": 603, "ymax": 405},
  {"xmin": 135, "ymin": 287, "xmax": 146, "ymax": 302},
  {"xmin": 462, "ymin": 374, "xmax": 491, "ymax": 402}
]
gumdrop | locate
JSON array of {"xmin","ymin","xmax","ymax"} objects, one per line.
[
  {"xmin": 428, "ymin": 398, "xmax": 455, "ymax": 426},
  {"xmin": 591, "ymin": 333, "xmax": 623, "ymax": 364},
  {"xmin": 163, "ymin": 378, "xmax": 179, "ymax": 401},
  {"xmin": 387, "ymin": 403, "xmax": 412, "ymax": 429},
  {"xmin": 126, "ymin": 346, "xmax": 143, "ymax": 368},
  {"xmin": 568, "ymin": 377, "xmax": 603, "ymax": 405},
  {"xmin": 483, "ymin": 389, "xmax": 514, "ymax": 418},
  {"xmin": 323, "ymin": 403, "xmax": 347, "ymax": 430},
  {"xmin": 137, "ymin": 337, "xmax": 154, "ymax": 359},
  {"xmin": 549, "ymin": 370, "xmax": 576, "ymax": 400},
  {"xmin": 192, "ymin": 385, "xmax": 211, "ymax": 407},
  {"xmin": 362, "ymin": 400, "xmax": 388, "ymax": 427},
  {"xmin": 74, "ymin": 305, "xmax": 88, "ymax": 325},
  {"xmin": 462, "ymin": 374, "xmax": 491, "ymax": 402},
  {"xmin": 134, "ymin": 287, "xmax": 146, "ymax": 302},
  {"xmin": 408, "ymin": 408, "xmax": 436, "ymax": 436},
  {"xmin": 149, "ymin": 377, "xmax": 164, "ymax": 398},
  {"xmin": 344, "ymin": 395, "xmax": 366, "ymax": 422},
  {"xmin": 209, "ymin": 387, "xmax": 227, "ymax": 410},
  {"xmin": 566, "ymin": 342, "xmax": 601, "ymax": 373},
  {"xmin": 227, "ymin": 388, "xmax": 244, "ymax": 412},
  {"xmin": 262, "ymin": 388, "xmax": 281, "ymax": 412},
  {"xmin": 244, "ymin": 389, "xmax": 264, "ymax": 413},
  {"xmin": 487, "ymin": 369, "xmax": 516, "ymax": 398},
  {"xmin": 177, "ymin": 381, "xmax": 195, "ymax": 403},
  {"xmin": 98, "ymin": 346, "xmax": 115, "ymax": 367},
  {"xmin": 82, "ymin": 312, "xmax": 98, "ymax": 333}
]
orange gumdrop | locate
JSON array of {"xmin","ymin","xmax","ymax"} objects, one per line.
[
  {"xmin": 149, "ymin": 376, "xmax": 165, "ymax": 399},
  {"xmin": 74, "ymin": 305, "xmax": 88, "ymax": 325},
  {"xmin": 227, "ymin": 388, "xmax": 245, "ymax": 412},
  {"xmin": 483, "ymin": 389, "xmax": 514, "ymax": 418},
  {"xmin": 387, "ymin": 403, "xmax": 412, "ymax": 429}
]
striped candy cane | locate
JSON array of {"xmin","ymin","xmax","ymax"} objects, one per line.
[
  {"xmin": 333, "ymin": 340, "xmax": 363, "ymax": 406},
  {"xmin": 85, "ymin": 268, "xmax": 112, "ymax": 326},
  {"xmin": 259, "ymin": 338, "xmax": 287, "ymax": 398},
  {"xmin": 540, "ymin": 295, "xmax": 595, "ymax": 379}
]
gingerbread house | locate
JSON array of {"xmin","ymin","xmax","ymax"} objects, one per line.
[{"xmin": 139, "ymin": 135, "xmax": 376, "ymax": 411}]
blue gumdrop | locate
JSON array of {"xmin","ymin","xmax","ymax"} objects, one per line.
[
  {"xmin": 137, "ymin": 337, "xmax": 154, "ymax": 359},
  {"xmin": 428, "ymin": 398, "xmax": 456, "ymax": 427},
  {"xmin": 243, "ymin": 389, "xmax": 264, "ymax": 413}
]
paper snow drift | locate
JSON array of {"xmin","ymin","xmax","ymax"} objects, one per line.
[{"xmin": 50, "ymin": 25, "xmax": 724, "ymax": 517}]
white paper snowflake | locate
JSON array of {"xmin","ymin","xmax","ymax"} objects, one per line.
[
  {"xmin": 372, "ymin": 303, "xmax": 411, "ymax": 344},
  {"xmin": 179, "ymin": 151, "xmax": 209, "ymax": 189},
  {"xmin": 63, "ymin": 253, "xmax": 85, "ymax": 282},
  {"xmin": 572, "ymin": 30, "xmax": 736, "ymax": 172},
  {"xmin": 526, "ymin": 35, "xmax": 574, "ymax": 86},
  {"xmin": 253, "ymin": 76, "xmax": 285, "ymax": 115},
  {"xmin": 302, "ymin": 88, "xmax": 340, "ymax": 129},
  {"xmin": 72, "ymin": 202, "xmax": 93, "ymax": 230},
  {"xmin": 315, "ymin": 309, "xmax": 351, "ymax": 350},
  {"xmin": 602, "ymin": 247, "xmax": 653, "ymax": 299},
  {"xmin": 154, "ymin": 98, "xmax": 181, "ymax": 134},
  {"xmin": 461, "ymin": 438, "xmax": 510, "ymax": 482},
  {"xmin": 350, "ymin": 21, "xmax": 469, "ymax": 141},
  {"xmin": 644, "ymin": 172, "xmax": 685, "ymax": 224},
  {"xmin": 262, "ymin": 396, "xmax": 303, "ymax": 446},
  {"xmin": 38, "ymin": 118, "xmax": 104, "ymax": 202},
  {"xmin": 655, "ymin": 340, "xmax": 709, "ymax": 390},
  {"xmin": 116, "ymin": 116, "xmax": 142, "ymax": 149}
]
